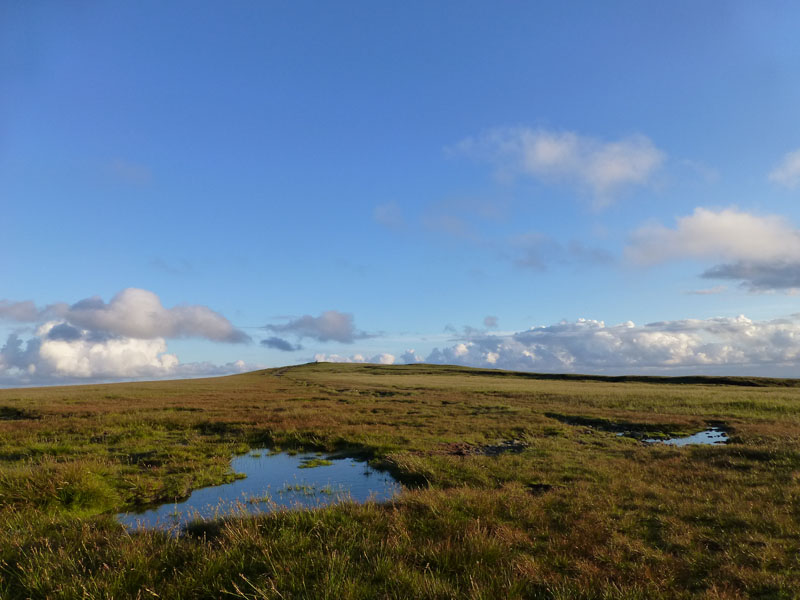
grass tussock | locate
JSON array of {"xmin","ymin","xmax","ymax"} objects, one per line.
[{"xmin": 0, "ymin": 362, "xmax": 799, "ymax": 598}]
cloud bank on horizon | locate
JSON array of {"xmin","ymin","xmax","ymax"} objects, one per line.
[
  {"xmin": 317, "ymin": 314, "xmax": 800, "ymax": 377},
  {"xmin": 9, "ymin": 285, "xmax": 800, "ymax": 385}
]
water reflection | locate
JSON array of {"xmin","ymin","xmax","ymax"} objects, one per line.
[
  {"xmin": 644, "ymin": 427, "xmax": 728, "ymax": 446},
  {"xmin": 118, "ymin": 450, "xmax": 401, "ymax": 531}
]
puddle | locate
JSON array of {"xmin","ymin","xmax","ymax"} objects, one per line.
[
  {"xmin": 118, "ymin": 450, "xmax": 402, "ymax": 531},
  {"xmin": 643, "ymin": 427, "xmax": 728, "ymax": 446}
]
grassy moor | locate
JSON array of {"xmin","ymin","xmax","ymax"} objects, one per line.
[{"xmin": 0, "ymin": 363, "xmax": 798, "ymax": 598}]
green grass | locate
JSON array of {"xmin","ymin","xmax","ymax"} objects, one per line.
[
  {"xmin": 0, "ymin": 362, "xmax": 799, "ymax": 598},
  {"xmin": 298, "ymin": 458, "xmax": 335, "ymax": 469}
]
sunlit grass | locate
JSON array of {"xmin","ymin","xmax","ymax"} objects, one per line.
[{"xmin": 0, "ymin": 362, "xmax": 799, "ymax": 598}]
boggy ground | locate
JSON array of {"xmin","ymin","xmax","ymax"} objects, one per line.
[{"xmin": 0, "ymin": 362, "xmax": 798, "ymax": 599}]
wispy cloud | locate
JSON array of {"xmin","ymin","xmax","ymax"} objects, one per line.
[
  {"xmin": 373, "ymin": 202, "xmax": 406, "ymax": 230},
  {"xmin": 768, "ymin": 149, "xmax": 800, "ymax": 189},
  {"xmin": 109, "ymin": 158, "xmax": 152, "ymax": 185},
  {"xmin": 149, "ymin": 257, "xmax": 194, "ymax": 276},
  {"xmin": 450, "ymin": 127, "xmax": 665, "ymax": 207},
  {"xmin": 685, "ymin": 286, "xmax": 727, "ymax": 296},
  {"xmin": 510, "ymin": 233, "xmax": 614, "ymax": 271}
]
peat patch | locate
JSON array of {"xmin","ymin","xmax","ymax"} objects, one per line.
[
  {"xmin": 0, "ymin": 406, "xmax": 41, "ymax": 420},
  {"xmin": 548, "ymin": 413, "xmax": 729, "ymax": 445}
]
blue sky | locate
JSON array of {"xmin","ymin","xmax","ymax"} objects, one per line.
[{"xmin": 3, "ymin": 1, "xmax": 800, "ymax": 385}]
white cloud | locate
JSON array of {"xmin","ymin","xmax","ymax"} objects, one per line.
[
  {"xmin": 374, "ymin": 353, "xmax": 396, "ymax": 365},
  {"xmin": 308, "ymin": 314, "xmax": 800, "ymax": 375},
  {"xmin": 66, "ymin": 288, "xmax": 249, "ymax": 342},
  {"xmin": 0, "ymin": 288, "xmax": 254, "ymax": 386},
  {"xmin": 422, "ymin": 315, "xmax": 800, "ymax": 375},
  {"xmin": 769, "ymin": 149, "xmax": 800, "ymax": 189},
  {"xmin": 267, "ymin": 310, "xmax": 368, "ymax": 344},
  {"xmin": 313, "ymin": 352, "xmax": 395, "ymax": 364},
  {"xmin": 0, "ymin": 288, "xmax": 249, "ymax": 343},
  {"xmin": 627, "ymin": 208, "xmax": 800, "ymax": 265},
  {"xmin": 36, "ymin": 322, "xmax": 179, "ymax": 378},
  {"xmin": 398, "ymin": 349, "xmax": 424, "ymax": 364},
  {"xmin": 0, "ymin": 322, "xmax": 257, "ymax": 387},
  {"xmin": 451, "ymin": 127, "xmax": 664, "ymax": 207},
  {"xmin": 627, "ymin": 207, "xmax": 800, "ymax": 290}
]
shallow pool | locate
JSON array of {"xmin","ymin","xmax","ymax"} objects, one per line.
[
  {"xmin": 644, "ymin": 427, "xmax": 728, "ymax": 446},
  {"xmin": 117, "ymin": 450, "xmax": 402, "ymax": 531}
]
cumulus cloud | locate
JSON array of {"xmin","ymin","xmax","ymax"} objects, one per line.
[
  {"xmin": 0, "ymin": 322, "xmax": 257, "ymax": 387},
  {"xmin": 266, "ymin": 310, "xmax": 368, "ymax": 344},
  {"xmin": 627, "ymin": 207, "xmax": 800, "ymax": 291},
  {"xmin": 0, "ymin": 288, "xmax": 249, "ymax": 343},
  {"xmin": 66, "ymin": 289, "xmax": 250, "ymax": 342},
  {"xmin": 422, "ymin": 315, "xmax": 800, "ymax": 375},
  {"xmin": 451, "ymin": 127, "xmax": 664, "ymax": 207},
  {"xmin": 398, "ymin": 349, "xmax": 424, "ymax": 364},
  {"xmin": 261, "ymin": 337, "xmax": 302, "ymax": 352},
  {"xmin": 35, "ymin": 322, "xmax": 179, "ymax": 379},
  {"xmin": 314, "ymin": 352, "xmax": 395, "ymax": 365},
  {"xmin": 769, "ymin": 149, "xmax": 800, "ymax": 189},
  {"xmin": 0, "ymin": 289, "xmax": 255, "ymax": 386},
  {"xmin": 483, "ymin": 316, "xmax": 498, "ymax": 328}
]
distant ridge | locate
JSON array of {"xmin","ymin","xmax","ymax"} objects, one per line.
[{"xmin": 304, "ymin": 361, "xmax": 800, "ymax": 388}]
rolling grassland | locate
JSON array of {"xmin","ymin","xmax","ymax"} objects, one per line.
[{"xmin": 0, "ymin": 363, "xmax": 798, "ymax": 598}]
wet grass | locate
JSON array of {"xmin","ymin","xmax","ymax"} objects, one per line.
[
  {"xmin": 0, "ymin": 362, "xmax": 799, "ymax": 598},
  {"xmin": 298, "ymin": 458, "xmax": 335, "ymax": 469}
]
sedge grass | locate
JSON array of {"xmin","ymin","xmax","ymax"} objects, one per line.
[{"xmin": 0, "ymin": 363, "xmax": 798, "ymax": 598}]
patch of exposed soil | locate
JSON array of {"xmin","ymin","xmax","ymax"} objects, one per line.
[
  {"xmin": 0, "ymin": 406, "xmax": 40, "ymax": 421},
  {"xmin": 422, "ymin": 439, "xmax": 529, "ymax": 457}
]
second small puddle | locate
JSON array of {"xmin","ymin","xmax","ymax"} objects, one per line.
[
  {"xmin": 642, "ymin": 427, "xmax": 728, "ymax": 446},
  {"xmin": 118, "ymin": 450, "xmax": 402, "ymax": 531}
]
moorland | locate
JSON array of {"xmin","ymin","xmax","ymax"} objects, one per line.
[{"xmin": 0, "ymin": 362, "xmax": 798, "ymax": 599}]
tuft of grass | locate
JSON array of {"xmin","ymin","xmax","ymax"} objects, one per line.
[{"xmin": 298, "ymin": 458, "xmax": 335, "ymax": 469}]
